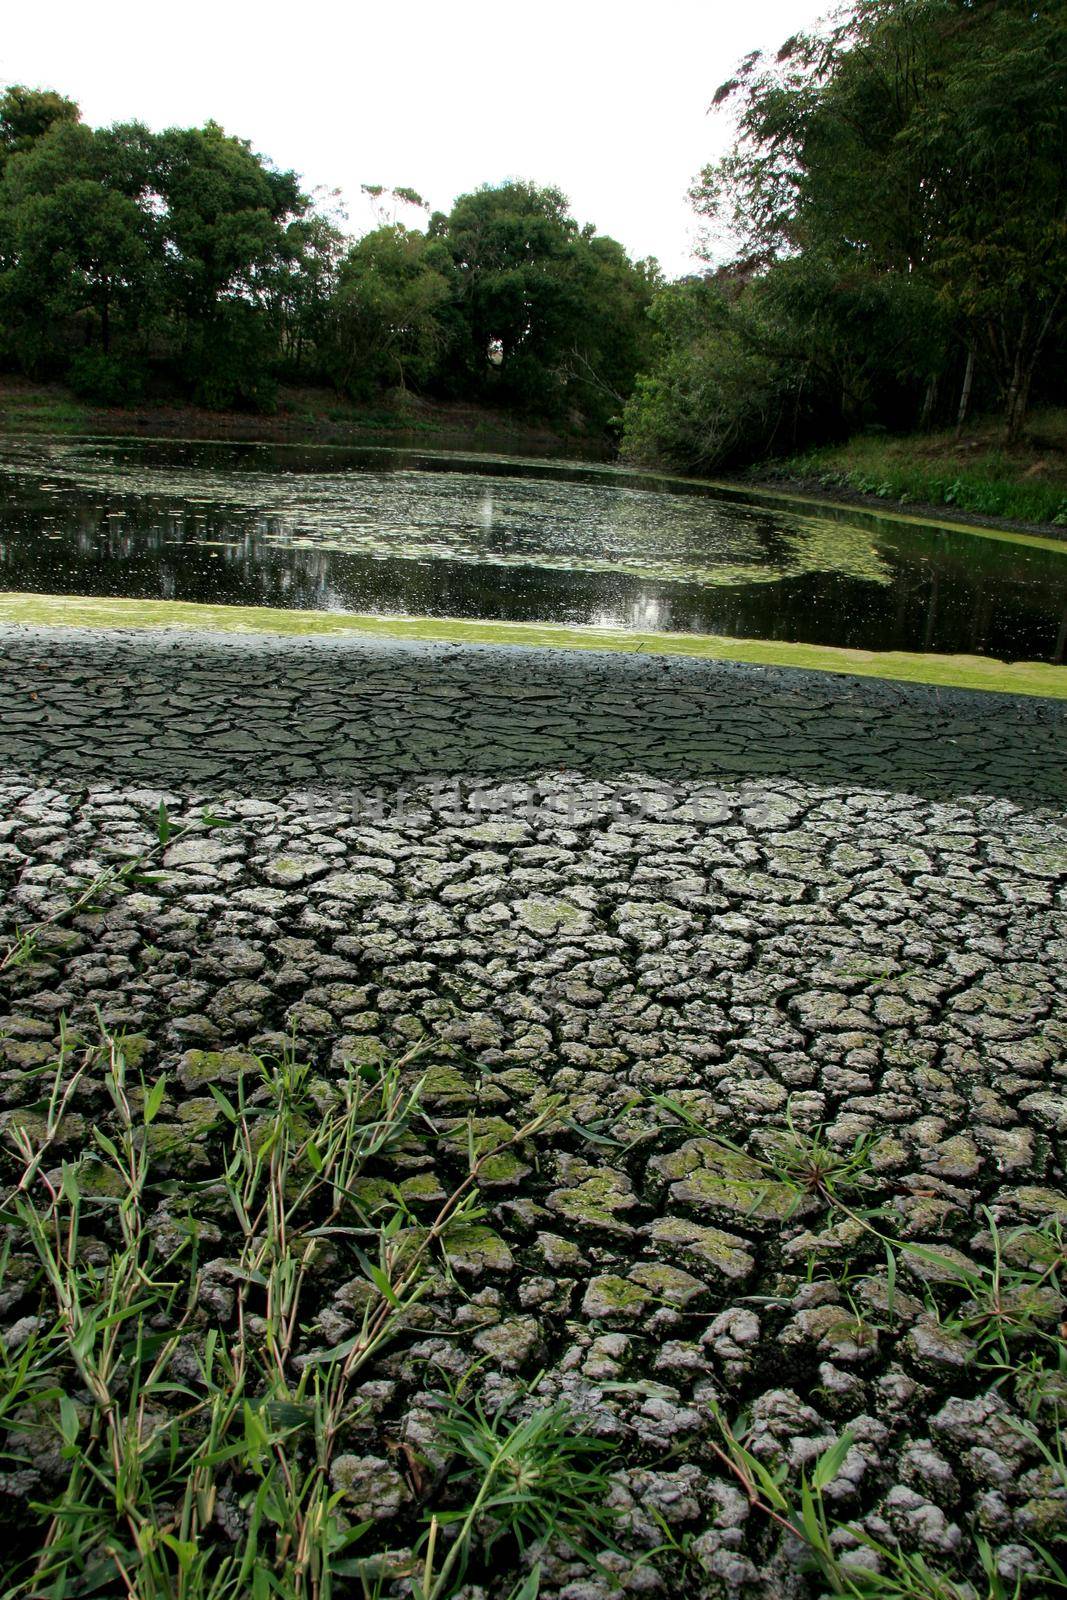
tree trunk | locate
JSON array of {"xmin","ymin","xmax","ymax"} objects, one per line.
[
  {"xmin": 1003, "ymin": 309, "xmax": 1034, "ymax": 446},
  {"xmin": 955, "ymin": 345, "xmax": 975, "ymax": 437},
  {"xmin": 1005, "ymin": 358, "xmax": 1034, "ymax": 447},
  {"xmin": 1005, "ymin": 381, "xmax": 1031, "ymax": 446},
  {"xmin": 998, "ymin": 294, "xmax": 1060, "ymax": 447},
  {"xmin": 920, "ymin": 375, "xmax": 938, "ymax": 430}
]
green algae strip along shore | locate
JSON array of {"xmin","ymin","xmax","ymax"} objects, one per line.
[{"xmin": 2, "ymin": 591, "xmax": 1065, "ymax": 700}]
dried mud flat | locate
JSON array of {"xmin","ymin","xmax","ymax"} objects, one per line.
[{"xmin": 1, "ymin": 756, "xmax": 1065, "ymax": 1597}]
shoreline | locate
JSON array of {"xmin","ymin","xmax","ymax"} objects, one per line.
[
  {"xmin": 732, "ymin": 469, "xmax": 1067, "ymax": 545},
  {"xmin": 0, "ymin": 378, "xmax": 606, "ymax": 460},
  {"xmin": 2, "ymin": 594, "xmax": 1066, "ymax": 701}
]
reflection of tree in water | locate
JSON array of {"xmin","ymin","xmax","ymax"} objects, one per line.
[
  {"xmin": 1, "ymin": 440, "xmax": 892, "ymax": 587},
  {"xmin": 0, "ymin": 444, "xmax": 1066, "ymax": 661}
]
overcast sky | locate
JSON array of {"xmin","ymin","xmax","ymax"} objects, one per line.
[{"xmin": 1, "ymin": 0, "xmax": 830, "ymax": 277}]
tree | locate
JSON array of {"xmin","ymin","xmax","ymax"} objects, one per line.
[
  {"xmin": 552, "ymin": 234, "xmax": 661, "ymax": 431},
  {"xmin": 0, "ymin": 87, "xmax": 345, "ymax": 410},
  {"xmin": 270, "ymin": 207, "xmax": 346, "ymax": 375},
  {"xmin": 0, "ymin": 120, "xmax": 158, "ymax": 390},
  {"xmin": 429, "ymin": 181, "xmax": 578, "ymax": 408},
  {"xmin": 690, "ymin": 0, "xmax": 1067, "ymax": 445},
  {"xmin": 149, "ymin": 121, "xmax": 310, "ymax": 405},
  {"xmin": 0, "ymin": 86, "xmax": 80, "ymax": 167},
  {"xmin": 903, "ymin": 1, "xmax": 1067, "ymax": 442},
  {"xmin": 327, "ymin": 224, "xmax": 452, "ymax": 395},
  {"xmin": 622, "ymin": 276, "xmax": 788, "ymax": 467},
  {"xmin": 428, "ymin": 181, "xmax": 658, "ymax": 423},
  {"xmin": 0, "ymin": 84, "xmax": 658, "ymax": 434}
]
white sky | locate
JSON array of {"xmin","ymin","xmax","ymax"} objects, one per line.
[{"xmin": 1, "ymin": 0, "xmax": 830, "ymax": 278}]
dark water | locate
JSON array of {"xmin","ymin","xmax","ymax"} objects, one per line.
[{"xmin": 1, "ymin": 438, "xmax": 1066, "ymax": 660}]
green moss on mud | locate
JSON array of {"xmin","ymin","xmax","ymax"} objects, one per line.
[
  {"xmin": 546, "ymin": 1168, "xmax": 637, "ymax": 1234},
  {"xmin": 442, "ymin": 1224, "xmax": 514, "ymax": 1277},
  {"xmin": 178, "ymin": 1048, "xmax": 258, "ymax": 1087},
  {"xmin": 652, "ymin": 1138, "xmax": 803, "ymax": 1225}
]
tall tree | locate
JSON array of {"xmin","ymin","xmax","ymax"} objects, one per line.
[
  {"xmin": 430, "ymin": 181, "xmax": 578, "ymax": 408},
  {"xmin": 691, "ymin": 0, "xmax": 1067, "ymax": 443},
  {"xmin": 327, "ymin": 223, "xmax": 452, "ymax": 395},
  {"xmin": 429, "ymin": 181, "xmax": 658, "ymax": 422},
  {"xmin": 904, "ymin": 0, "xmax": 1067, "ymax": 442},
  {"xmin": 149, "ymin": 121, "xmax": 310, "ymax": 405},
  {"xmin": 0, "ymin": 120, "xmax": 158, "ymax": 391},
  {"xmin": 0, "ymin": 86, "xmax": 80, "ymax": 167}
]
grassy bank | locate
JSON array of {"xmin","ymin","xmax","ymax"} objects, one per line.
[
  {"xmin": 0, "ymin": 375, "xmax": 598, "ymax": 458},
  {"xmin": 756, "ymin": 409, "xmax": 1067, "ymax": 528},
  {"xmin": 3, "ymin": 591, "xmax": 1066, "ymax": 699}
]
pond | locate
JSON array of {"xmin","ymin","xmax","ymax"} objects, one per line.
[{"xmin": 1, "ymin": 438, "xmax": 1066, "ymax": 661}]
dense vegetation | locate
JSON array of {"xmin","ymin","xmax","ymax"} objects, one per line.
[
  {"xmin": 0, "ymin": 90, "xmax": 658, "ymax": 431},
  {"xmin": 2, "ymin": 0, "xmax": 1066, "ymax": 483},
  {"xmin": 622, "ymin": 0, "xmax": 1067, "ymax": 471}
]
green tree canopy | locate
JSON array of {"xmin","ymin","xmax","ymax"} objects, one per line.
[
  {"xmin": 0, "ymin": 86, "xmax": 80, "ymax": 166},
  {"xmin": 0, "ymin": 89, "xmax": 658, "ymax": 434},
  {"xmin": 625, "ymin": 0, "xmax": 1067, "ymax": 467},
  {"xmin": 429, "ymin": 181, "xmax": 658, "ymax": 423},
  {"xmin": 0, "ymin": 120, "xmax": 158, "ymax": 389},
  {"xmin": 327, "ymin": 223, "xmax": 452, "ymax": 395}
]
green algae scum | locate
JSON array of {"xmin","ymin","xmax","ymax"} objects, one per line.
[
  {"xmin": 1, "ymin": 438, "xmax": 1066, "ymax": 681},
  {"xmin": 2, "ymin": 590, "xmax": 1066, "ymax": 699}
]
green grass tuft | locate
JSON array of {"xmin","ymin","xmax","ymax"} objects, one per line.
[{"xmin": 0, "ymin": 1021, "xmax": 569, "ymax": 1598}]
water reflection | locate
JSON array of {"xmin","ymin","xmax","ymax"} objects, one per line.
[{"xmin": 1, "ymin": 439, "xmax": 1066, "ymax": 662}]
